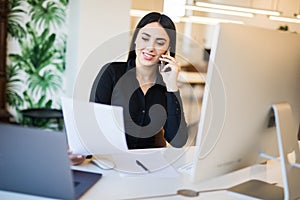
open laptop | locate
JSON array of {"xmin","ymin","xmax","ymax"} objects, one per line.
[{"xmin": 0, "ymin": 123, "xmax": 102, "ymax": 200}]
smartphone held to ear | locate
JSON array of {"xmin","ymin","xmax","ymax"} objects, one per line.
[{"xmin": 160, "ymin": 49, "xmax": 171, "ymax": 72}]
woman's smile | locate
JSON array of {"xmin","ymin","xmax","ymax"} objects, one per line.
[{"xmin": 142, "ymin": 51, "xmax": 155, "ymax": 61}]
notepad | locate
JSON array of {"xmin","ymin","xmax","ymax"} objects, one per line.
[{"xmin": 111, "ymin": 149, "xmax": 180, "ymax": 178}]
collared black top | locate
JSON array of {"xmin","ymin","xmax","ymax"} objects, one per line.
[{"xmin": 90, "ymin": 59, "xmax": 188, "ymax": 149}]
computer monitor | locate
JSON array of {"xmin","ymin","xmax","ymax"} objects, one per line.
[{"xmin": 191, "ymin": 23, "xmax": 300, "ymax": 193}]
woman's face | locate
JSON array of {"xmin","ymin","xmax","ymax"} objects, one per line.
[{"xmin": 135, "ymin": 22, "xmax": 170, "ymax": 67}]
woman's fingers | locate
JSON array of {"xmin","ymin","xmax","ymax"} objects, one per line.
[
  {"xmin": 159, "ymin": 55, "xmax": 180, "ymax": 73},
  {"xmin": 68, "ymin": 151, "xmax": 85, "ymax": 165}
]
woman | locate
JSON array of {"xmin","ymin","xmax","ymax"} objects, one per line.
[{"xmin": 71, "ymin": 12, "xmax": 188, "ymax": 165}]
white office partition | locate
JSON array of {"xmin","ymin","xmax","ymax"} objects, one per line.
[{"xmin": 65, "ymin": 0, "xmax": 131, "ymax": 99}]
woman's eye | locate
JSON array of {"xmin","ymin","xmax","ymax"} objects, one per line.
[
  {"xmin": 156, "ymin": 39, "xmax": 166, "ymax": 46},
  {"xmin": 142, "ymin": 37, "xmax": 149, "ymax": 41},
  {"xmin": 157, "ymin": 42, "xmax": 165, "ymax": 46}
]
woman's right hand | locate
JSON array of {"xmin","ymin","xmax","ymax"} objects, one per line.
[{"xmin": 68, "ymin": 149, "xmax": 86, "ymax": 165}]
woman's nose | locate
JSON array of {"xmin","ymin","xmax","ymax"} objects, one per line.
[
  {"xmin": 146, "ymin": 47, "xmax": 154, "ymax": 52},
  {"xmin": 146, "ymin": 41, "xmax": 155, "ymax": 52}
]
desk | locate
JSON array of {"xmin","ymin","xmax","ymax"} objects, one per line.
[{"xmin": 0, "ymin": 147, "xmax": 285, "ymax": 200}]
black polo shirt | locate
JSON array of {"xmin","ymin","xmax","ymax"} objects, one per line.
[{"xmin": 91, "ymin": 59, "xmax": 188, "ymax": 149}]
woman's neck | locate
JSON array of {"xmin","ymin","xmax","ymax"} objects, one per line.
[
  {"xmin": 135, "ymin": 60, "xmax": 158, "ymax": 82},
  {"xmin": 135, "ymin": 63, "xmax": 158, "ymax": 94}
]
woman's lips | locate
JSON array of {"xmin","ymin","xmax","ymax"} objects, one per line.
[{"xmin": 142, "ymin": 52, "xmax": 155, "ymax": 60}]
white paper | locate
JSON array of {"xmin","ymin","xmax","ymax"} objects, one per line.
[
  {"xmin": 111, "ymin": 149, "xmax": 179, "ymax": 178},
  {"xmin": 61, "ymin": 97, "xmax": 128, "ymax": 155}
]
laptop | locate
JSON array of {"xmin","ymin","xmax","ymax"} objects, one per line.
[{"xmin": 0, "ymin": 123, "xmax": 102, "ymax": 200}]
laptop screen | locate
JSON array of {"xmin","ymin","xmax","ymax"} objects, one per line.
[{"xmin": 0, "ymin": 124, "xmax": 101, "ymax": 200}]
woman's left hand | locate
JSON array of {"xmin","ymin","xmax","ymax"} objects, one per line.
[{"xmin": 159, "ymin": 55, "xmax": 181, "ymax": 92}]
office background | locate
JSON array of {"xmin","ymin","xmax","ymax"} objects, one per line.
[{"xmin": 0, "ymin": 0, "xmax": 299, "ymax": 132}]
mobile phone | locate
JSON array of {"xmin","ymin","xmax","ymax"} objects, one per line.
[{"xmin": 160, "ymin": 49, "xmax": 171, "ymax": 72}]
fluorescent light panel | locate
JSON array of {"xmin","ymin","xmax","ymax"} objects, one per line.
[
  {"xmin": 180, "ymin": 16, "xmax": 244, "ymax": 25},
  {"xmin": 269, "ymin": 16, "xmax": 300, "ymax": 24},
  {"xmin": 130, "ymin": 9, "xmax": 244, "ymax": 25},
  {"xmin": 185, "ymin": 5, "xmax": 254, "ymax": 18},
  {"xmin": 195, "ymin": 2, "xmax": 280, "ymax": 16}
]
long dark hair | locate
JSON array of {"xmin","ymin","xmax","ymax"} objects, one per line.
[{"xmin": 127, "ymin": 12, "xmax": 177, "ymax": 62}]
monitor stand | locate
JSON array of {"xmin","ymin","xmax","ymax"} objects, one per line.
[
  {"xmin": 228, "ymin": 103, "xmax": 300, "ymax": 200},
  {"xmin": 272, "ymin": 103, "xmax": 300, "ymax": 200}
]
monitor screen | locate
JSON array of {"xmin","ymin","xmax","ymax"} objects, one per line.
[{"xmin": 191, "ymin": 23, "xmax": 300, "ymax": 183}]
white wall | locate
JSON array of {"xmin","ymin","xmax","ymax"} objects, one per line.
[{"xmin": 65, "ymin": 0, "xmax": 131, "ymax": 100}]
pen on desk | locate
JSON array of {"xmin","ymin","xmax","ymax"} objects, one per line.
[{"xmin": 136, "ymin": 160, "xmax": 150, "ymax": 173}]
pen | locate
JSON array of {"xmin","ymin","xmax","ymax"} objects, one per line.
[{"xmin": 136, "ymin": 160, "xmax": 150, "ymax": 173}]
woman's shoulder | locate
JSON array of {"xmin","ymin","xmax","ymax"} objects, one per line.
[
  {"xmin": 104, "ymin": 61, "xmax": 127, "ymax": 69},
  {"xmin": 98, "ymin": 61, "xmax": 129, "ymax": 81}
]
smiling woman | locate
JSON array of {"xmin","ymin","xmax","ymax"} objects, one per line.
[{"xmin": 88, "ymin": 12, "xmax": 188, "ymax": 151}]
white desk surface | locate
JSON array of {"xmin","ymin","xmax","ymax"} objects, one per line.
[{"xmin": 0, "ymin": 146, "xmax": 285, "ymax": 200}]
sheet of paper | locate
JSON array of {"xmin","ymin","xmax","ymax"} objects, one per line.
[
  {"xmin": 61, "ymin": 97, "xmax": 128, "ymax": 155},
  {"xmin": 111, "ymin": 149, "xmax": 180, "ymax": 178}
]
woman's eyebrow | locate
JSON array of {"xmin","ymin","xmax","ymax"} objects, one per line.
[{"xmin": 141, "ymin": 32, "xmax": 151, "ymax": 37}]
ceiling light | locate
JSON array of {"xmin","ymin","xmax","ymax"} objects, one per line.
[
  {"xmin": 180, "ymin": 16, "xmax": 244, "ymax": 25},
  {"xmin": 129, "ymin": 9, "xmax": 244, "ymax": 25},
  {"xmin": 269, "ymin": 16, "xmax": 300, "ymax": 24},
  {"xmin": 195, "ymin": 2, "xmax": 280, "ymax": 16},
  {"xmin": 296, "ymin": 14, "xmax": 300, "ymax": 19},
  {"xmin": 185, "ymin": 5, "xmax": 254, "ymax": 18}
]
